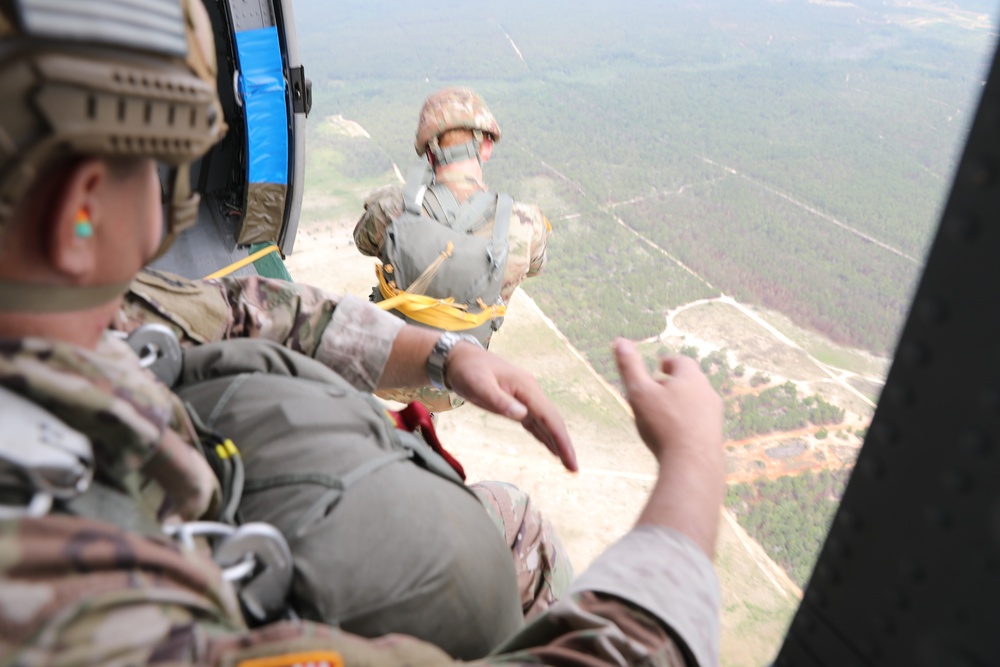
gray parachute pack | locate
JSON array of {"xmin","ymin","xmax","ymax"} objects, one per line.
[{"xmin": 375, "ymin": 162, "xmax": 513, "ymax": 346}]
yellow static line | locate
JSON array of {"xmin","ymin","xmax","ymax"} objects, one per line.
[{"xmin": 203, "ymin": 244, "xmax": 280, "ymax": 280}]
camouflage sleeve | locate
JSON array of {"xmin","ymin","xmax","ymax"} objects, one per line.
[
  {"xmin": 213, "ymin": 277, "xmax": 404, "ymax": 392},
  {"xmin": 5, "ymin": 516, "xmax": 708, "ymax": 666},
  {"xmin": 353, "ymin": 184, "xmax": 405, "ymax": 257},
  {"xmin": 528, "ymin": 206, "xmax": 552, "ymax": 278},
  {"xmin": 567, "ymin": 525, "xmax": 720, "ymax": 667},
  {"xmin": 0, "ymin": 514, "xmax": 246, "ymax": 666},
  {"xmin": 475, "ymin": 592, "xmax": 690, "ymax": 667},
  {"xmin": 0, "ymin": 334, "xmax": 184, "ymax": 480},
  {"xmin": 473, "ymin": 525, "xmax": 718, "ymax": 666},
  {"xmin": 0, "ymin": 514, "xmax": 440, "ymax": 666},
  {"xmin": 117, "ymin": 269, "xmax": 404, "ymax": 392}
]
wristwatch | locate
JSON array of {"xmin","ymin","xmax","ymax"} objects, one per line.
[{"xmin": 427, "ymin": 331, "xmax": 483, "ymax": 390}]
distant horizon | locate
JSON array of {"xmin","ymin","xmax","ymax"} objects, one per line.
[{"xmin": 293, "ymin": 0, "xmax": 997, "ymax": 360}]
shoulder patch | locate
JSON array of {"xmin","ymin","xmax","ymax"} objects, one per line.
[
  {"xmin": 129, "ymin": 270, "xmax": 229, "ymax": 344},
  {"xmin": 236, "ymin": 651, "xmax": 344, "ymax": 667}
]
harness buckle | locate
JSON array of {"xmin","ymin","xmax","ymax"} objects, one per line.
[
  {"xmin": 0, "ymin": 386, "xmax": 94, "ymax": 519},
  {"xmin": 126, "ymin": 323, "xmax": 184, "ymax": 388},
  {"xmin": 165, "ymin": 520, "xmax": 293, "ymax": 624}
]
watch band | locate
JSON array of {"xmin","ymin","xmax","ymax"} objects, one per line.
[{"xmin": 427, "ymin": 331, "xmax": 483, "ymax": 390}]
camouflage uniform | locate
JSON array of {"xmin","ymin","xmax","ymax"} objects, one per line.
[
  {"xmin": 354, "ymin": 179, "xmax": 550, "ymax": 412},
  {"xmin": 115, "ymin": 268, "xmax": 404, "ymax": 394},
  {"xmin": 112, "ymin": 269, "xmax": 571, "ymax": 623},
  {"xmin": 0, "ymin": 331, "xmax": 720, "ymax": 666},
  {"xmin": 471, "ymin": 481, "xmax": 573, "ymax": 619}
]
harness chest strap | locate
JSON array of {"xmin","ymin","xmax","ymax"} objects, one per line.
[{"xmin": 401, "ymin": 161, "xmax": 434, "ymax": 216}]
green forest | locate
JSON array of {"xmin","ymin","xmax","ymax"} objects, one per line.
[
  {"xmin": 726, "ymin": 382, "xmax": 845, "ymax": 440},
  {"xmin": 726, "ymin": 469, "xmax": 852, "ymax": 586},
  {"xmin": 664, "ymin": 345, "xmax": 846, "ymax": 441},
  {"xmin": 295, "ymin": 0, "xmax": 996, "ymax": 365},
  {"xmin": 292, "ymin": 0, "xmax": 998, "ymax": 611}
]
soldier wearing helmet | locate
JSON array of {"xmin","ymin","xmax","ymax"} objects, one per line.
[
  {"xmin": 0, "ymin": 3, "xmax": 724, "ymax": 665},
  {"xmin": 414, "ymin": 86, "xmax": 503, "ymax": 166},
  {"xmin": 354, "ymin": 87, "xmax": 552, "ymax": 413}
]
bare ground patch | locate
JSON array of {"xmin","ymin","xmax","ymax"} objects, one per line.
[
  {"xmin": 653, "ymin": 297, "xmax": 877, "ymax": 482},
  {"xmin": 670, "ymin": 302, "xmax": 828, "ymax": 382},
  {"xmin": 284, "ymin": 214, "xmax": 376, "ymax": 300}
]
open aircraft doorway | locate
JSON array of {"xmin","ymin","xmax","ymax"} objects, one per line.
[{"xmin": 152, "ymin": 0, "xmax": 310, "ymax": 281}]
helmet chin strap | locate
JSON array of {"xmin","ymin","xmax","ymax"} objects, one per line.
[
  {"xmin": 429, "ymin": 130, "xmax": 484, "ymax": 168},
  {"xmin": 0, "ymin": 280, "xmax": 131, "ymax": 312},
  {"xmin": 151, "ymin": 164, "xmax": 199, "ymax": 262},
  {"xmin": 0, "ymin": 164, "xmax": 198, "ymax": 313}
]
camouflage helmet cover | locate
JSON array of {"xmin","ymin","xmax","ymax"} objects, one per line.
[
  {"xmin": 414, "ymin": 87, "xmax": 501, "ymax": 157},
  {"xmin": 0, "ymin": 0, "xmax": 227, "ymax": 227}
]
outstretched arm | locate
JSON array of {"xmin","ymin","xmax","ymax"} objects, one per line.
[
  {"xmin": 615, "ymin": 338, "xmax": 725, "ymax": 556},
  {"xmin": 380, "ymin": 325, "xmax": 578, "ymax": 473},
  {"xmin": 118, "ymin": 270, "xmax": 404, "ymax": 392},
  {"xmin": 118, "ymin": 269, "xmax": 576, "ymax": 471},
  {"xmin": 480, "ymin": 338, "xmax": 725, "ymax": 666}
]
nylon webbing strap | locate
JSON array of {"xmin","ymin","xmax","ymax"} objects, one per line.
[
  {"xmin": 153, "ymin": 164, "xmax": 200, "ymax": 262},
  {"xmin": 0, "ymin": 279, "xmax": 132, "ymax": 312},
  {"xmin": 374, "ymin": 264, "xmax": 507, "ymax": 331},
  {"xmin": 184, "ymin": 399, "xmax": 244, "ymax": 525},
  {"xmin": 424, "ymin": 187, "xmax": 497, "ymax": 235},
  {"xmin": 402, "ymin": 162, "xmax": 434, "ymax": 215},
  {"xmin": 433, "ymin": 140, "xmax": 480, "ymax": 166},
  {"xmin": 451, "ymin": 191, "xmax": 495, "ymax": 235},
  {"xmin": 489, "ymin": 194, "xmax": 513, "ymax": 271},
  {"xmin": 424, "ymin": 183, "xmax": 460, "ymax": 225}
]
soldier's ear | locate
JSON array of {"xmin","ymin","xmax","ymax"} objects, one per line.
[
  {"xmin": 46, "ymin": 159, "xmax": 106, "ymax": 279},
  {"xmin": 480, "ymin": 139, "xmax": 494, "ymax": 163}
]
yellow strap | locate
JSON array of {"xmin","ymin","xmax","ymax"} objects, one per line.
[
  {"xmin": 236, "ymin": 651, "xmax": 344, "ymax": 667},
  {"xmin": 203, "ymin": 245, "xmax": 280, "ymax": 280},
  {"xmin": 374, "ymin": 264, "xmax": 505, "ymax": 331}
]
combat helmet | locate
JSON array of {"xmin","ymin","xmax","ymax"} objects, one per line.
[
  {"xmin": 0, "ymin": 0, "xmax": 226, "ymax": 306},
  {"xmin": 414, "ymin": 87, "xmax": 500, "ymax": 166}
]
